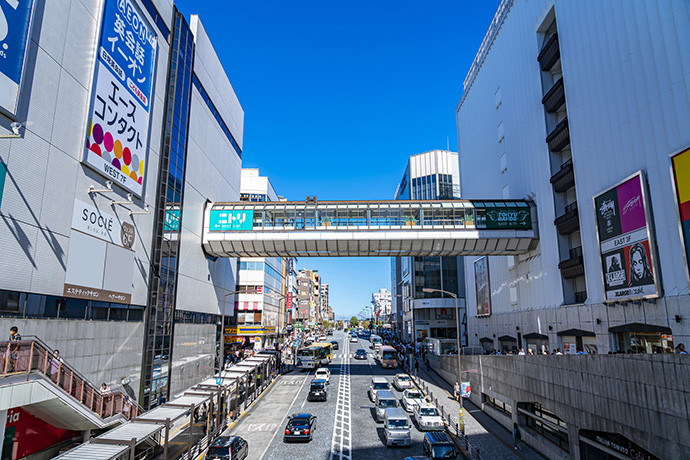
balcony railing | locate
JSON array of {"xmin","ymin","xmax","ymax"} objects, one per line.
[
  {"xmin": 542, "ymin": 78, "xmax": 565, "ymax": 113},
  {"xmin": 550, "ymin": 158, "xmax": 574, "ymax": 192},
  {"xmin": 538, "ymin": 33, "xmax": 560, "ymax": 72},
  {"xmin": 0, "ymin": 338, "xmax": 140, "ymax": 420},
  {"xmin": 554, "ymin": 201, "xmax": 580, "ymax": 235},
  {"xmin": 558, "ymin": 246, "xmax": 585, "ymax": 279},
  {"xmin": 546, "ymin": 117, "xmax": 570, "ymax": 152}
]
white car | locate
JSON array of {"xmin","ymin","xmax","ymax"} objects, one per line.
[
  {"xmin": 413, "ymin": 403, "xmax": 445, "ymax": 431},
  {"xmin": 317, "ymin": 336, "xmax": 327, "ymax": 342},
  {"xmin": 368, "ymin": 377, "xmax": 391, "ymax": 402},
  {"xmin": 401, "ymin": 388, "xmax": 425, "ymax": 412},
  {"xmin": 392, "ymin": 373, "xmax": 413, "ymax": 391},
  {"xmin": 314, "ymin": 368, "xmax": 330, "ymax": 384},
  {"xmin": 350, "ymin": 336, "xmax": 358, "ymax": 343}
]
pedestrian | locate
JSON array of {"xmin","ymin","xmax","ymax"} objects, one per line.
[
  {"xmin": 6, "ymin": 326, "xmax": 22, "ymax": 372},
  {"xmin": 454, "ymin": 381, "xmax": 460, "ymax": 401},
  {"xmin": 513, "ymin": 422, "xmax": 522, "ymax": 451},
  {"xmin": 49, "ymin": 349, "xmax": 62, "ymax": 381},
  {"xmin": 414, "ymin": 359, "xmax": 419, "ymax": 377},
  {"xmin": 677, "ymin": 343, "xmax": 687, "ymax": 354},
  {"xmin": 518, "ymin": 348, "xmax": 525, "ymax": 355},
  {"xmin": 101, "ymin": 383, "xmax": 111, "ymax": 395}
]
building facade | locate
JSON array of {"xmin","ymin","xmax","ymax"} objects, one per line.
[
  {"xmin": 391, "ymin": 150, "xmax": 466, "ymax": 347},
  {"xmin": 0, "ymin": 2, "xmax": 244, "ymax": 454},
  {"xmin": 456, "ymin": 0, "xmax": 690, "ymax": 458},
  {"xmin": 371, "ymin": 288, "xmax": 391, "ymax": 323}
]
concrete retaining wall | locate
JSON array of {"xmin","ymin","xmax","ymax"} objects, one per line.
[
  {"xmin": 434, "ymin": 353, "xmax": 689, "ymax": 459},
  {"xmin": 169, "ymin": 323, "xmax": 216, "ymax": 397}
]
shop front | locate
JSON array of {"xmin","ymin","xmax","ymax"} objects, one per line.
[
  {"xmin": 579, "ymin": 429, "xmax": 661, "ymax": 460},
  {"xmin": 523, "ymin": 332, "xmax": 549, "ymax": 354},
  {"xmin": 557, "ymin": 328, "xmax": 597, "ymax": 354},
  {"xmin": 608, "ymin": 323, "xmax": 674, "ymax": 354},
  {"xmin": 498, "ymin": 335, "xmax": 517, "ymax": 352}
]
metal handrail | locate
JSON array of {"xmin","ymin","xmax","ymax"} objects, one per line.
[{"xmin": 0, "ymin": 338, "xmax": 141, "ymax": 420}]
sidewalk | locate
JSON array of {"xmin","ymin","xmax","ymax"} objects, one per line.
[{"xmin": 410, "ymin": 362, "xmax": 544, "ymax": 460}]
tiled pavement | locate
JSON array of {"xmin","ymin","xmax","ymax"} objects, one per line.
[{"xmin": 409, "ymin": 361, "xmax": 545, "ymax": 460}]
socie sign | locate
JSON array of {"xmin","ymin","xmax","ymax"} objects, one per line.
[
  {"xmin": 593, "ymin": 171, "xmax": 660, "ymax": 302},
  {"xmin": 83, "ymin": 0, "xmax": 157, "ymax": 197},
  {"xmin": 72, "ymin": 199, "xmax": 136, "ymax": 250},
  {"xmin": 0, "ymin": 0, "xmax": 36, "ymax": 116}
]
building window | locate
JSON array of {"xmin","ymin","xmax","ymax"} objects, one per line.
[
  {"xmin": 483, "ymin": 394, "xmax": 512, "ymax": 416},
  {"xmin": 518, "ymin": 403, "xmax": 569, "ymax": 452}
]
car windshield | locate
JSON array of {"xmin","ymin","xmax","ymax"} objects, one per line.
[
  {"xmin": 406, "ymin": 391, "xmax": 422, "ymax": 399},
  {"xmin": 378, "ymin": 399, "xmax": 397, "ymax": 408},
  {"xmin": 387, "ymin": 419, "xmax": 408, "ymax": 429},
  {"xmin": 357, "ymin": 349, "xmax": 366, "ymax": 354},
  {"xmin": 382, "ymin": 353, "xmax": 396, "ymax": 360},
  {"xmin": 316, "ymin": 370, "xmax": 328, "ymax": 376},
  {"xmin": 373, "ymin": 382, "xmax": 389, "ymax": 390},
  {"xmin": 298, "ymin": 349, "xmax": 312, "ymax": 357},
  {"xmin": 433, "ymin": 445, "xmax": 456, "ymax": 458},
  {"xmin": 311, "ymin": 383, "xmax": 324, "ymax": 390},
  {"xmin": 420, "ymin": 408, "xmax": 440, "ymax": 417},
  {"xmin": 207, "ymin": 446, "xmax": 229, "ymax": 456},
  {"xmin": 397, "ymin": 375, "xmax": 410, "ymax": 382}
]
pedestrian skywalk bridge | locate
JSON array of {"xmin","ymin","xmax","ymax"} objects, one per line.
[{"xmin": 202, "ymin": 199, "xmax": 538, "ymax": 258}]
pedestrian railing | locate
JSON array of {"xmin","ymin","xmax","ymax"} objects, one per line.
[{"xmin": 0, "ymin": 337, "xmax": 141, "ymax": 420}]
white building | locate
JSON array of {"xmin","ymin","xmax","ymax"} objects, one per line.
[{"xmin": 372, "ymin": 288, "xmax": 391, "ymax": 320}]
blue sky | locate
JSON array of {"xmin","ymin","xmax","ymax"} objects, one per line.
[{"xmin": 174, "ymin": 0, "xmax": 501, "ymax": 319}]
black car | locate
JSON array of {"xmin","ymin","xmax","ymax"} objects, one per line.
[
  {"xmin": 206, "ymin": 436, "xmax": 248, "ymax": 460},
  {"xmin": 355, "ymin": 348, "xmax": 368, "ymax": 360},
  {"xmin": 331, "ymin": 340, "xmax": 339, "ymax": 350},
  {"xmin": 423, "ymin": 432, "xmax": 457, "ymax": 459},
  {"xmin": 326, "ymin": 330, "xmax": 333, "ymax": 336},
  {"xmin": 308, "ymin": 379, "xmax": 328, "ymax": 401},
  {"xmin": 284, "ymin": 413, "xmax": 317, "ymax": 442}
]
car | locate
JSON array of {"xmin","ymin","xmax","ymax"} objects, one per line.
[
  {"xmin": 317, "ymin": 336, "xmax": 327, "ymax": 343},
  {"xmin": 283, "ymin": 413, "xmax": 317, "ymax": 442},
  {"xmin": 403, "ymin": 457, "xmax": 432, "ymax": 460},
  {"xmin": 331, "ymin": 340, "xmax": 339, "ymax": 350},
  {"xmin": 206, "ymin": 436, "xmax": 248, "ymax": 460},
  {"xmin": 368, "ymin": 377, "xmax": 391, "ymax": 402},
  {"xmin": 303, "ymin": 339, "xmax": 314, "ymax": 347},
  {"xmin": 401, "ymin": 388, "xmax": 425, "ymax": 412},
  {"xmin": 355, "ymin": 348, "xmax": 368, "ymax": 360},
  {"xmin": 393, "ymin": 373, "xmax": 414, "ymax": 391},
  {"xmin": 326, "ymin": 330, "xmax": 333, "ymax": 336},
  {"xmin": 413, "ymin": 403, "xmax": 445, "ymax": 431},
  {"xmin": 307, "ymin": 379, "xmax": 328, "ymax": 401},
  {"xmin": 314, "ymin": 368, "xmax": 330, "ymax": 384},
  {"xmin": 350, "ymin": 336, "xmax": 358, "ymax": 343},
  {"xmin": 422, "ymin": 432, "xmax": 458, "ymax": 459}
]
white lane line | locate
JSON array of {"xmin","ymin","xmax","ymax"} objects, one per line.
[
  {"xmin": 258, "ymin": 371, "xmax": 311, "ymax": 460},
  {"xmin": 330, "ymin": 339, "xmax": 351, "ymax": 460}
]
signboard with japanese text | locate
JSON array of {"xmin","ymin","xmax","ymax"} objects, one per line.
[
  {"xmin": 165, "ymin": 206, "xmax": 180, "ymax": 231},
  {"xmin": 482, "ymin": 207, "xmax": 531, "ymax": 229},
  {"xmin": 670, "ymin": 147, "xmax": 690, "ymax": 287},
  {"xmin": 83, "ymin": 0, "xmax": 157, "ymax": 197},
  {"xmin": 594, "ymin": 171, "xmax": 660, "ymax": 302},
  {"xmin": 0, "ymin": 0, "xmax": 36, "ymax": 116},
  {"xmin": 474, "ymin": 257, "xmax": 491, "ymax": 316},
  {"xmin": 71, "ymin": 199, "xmax": 136, "ymax": 250},
  {"xmin": 209, "ymin": 209, "xmax": 254, "ymax": 231}
]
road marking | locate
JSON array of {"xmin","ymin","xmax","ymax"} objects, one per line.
[
  {"xmin": 330, "ymin": 339, "xmax": 351, "ymax": 460},
  {"xmin": 257, "ymin": 371, "xmax": 310, "ymax": 460}
]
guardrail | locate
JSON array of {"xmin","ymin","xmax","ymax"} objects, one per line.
[{"xmin": 0, "ymin": 337, "xmax": 141, "ymax": 420}]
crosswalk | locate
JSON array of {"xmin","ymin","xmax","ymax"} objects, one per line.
[{"xmin": 333, "ymin": 353, "xmax": 374, "ymax": 359}]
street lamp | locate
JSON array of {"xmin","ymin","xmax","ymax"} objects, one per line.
[{"xmin": 423, "ymin": 287, "xmax": 464, "ymax": 431}]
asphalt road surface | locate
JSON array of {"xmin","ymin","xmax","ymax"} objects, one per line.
[{"xmin": 219, "ymin": 331, "xmax": 435, "ymax": 460}]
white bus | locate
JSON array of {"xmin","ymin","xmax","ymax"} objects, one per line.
[{"xmin": 297, "ymin": 343, "xmax": 333, "ymax": 369}]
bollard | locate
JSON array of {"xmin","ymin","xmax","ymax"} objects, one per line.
[{"xmin": 476, "ymin": 448, "xmax": 481, "ymax": 460}]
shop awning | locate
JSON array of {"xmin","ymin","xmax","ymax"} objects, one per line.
[
  {"xmin": 608, "ymin": 323, "xmax": 672, "ymax": 334},
  {"xmin": 557, "ymin": 328, "xmax": 595, "ymax": 337},
  {"xmin": 479, "ymin": 337, "xmax": 494, "ymax": 343},
  {"xmin": 523, "ymin": 332, "xmax": 548, "ymax": 340},
  {"xmin": 498, "ymin": 335, "xmax": 517, "ymax": 342}
]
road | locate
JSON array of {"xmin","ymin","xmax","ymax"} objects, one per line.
[{"xmin": 217, "ymin": 331, "xmax": 436, "ymax": 460}]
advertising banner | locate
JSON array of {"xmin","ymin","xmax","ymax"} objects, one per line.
[
  {"xmin": 594, "ymin": 171, "xmax": 660, "ymax": 302},
  {"xmin": 474, "ymin": 257, "xmax": 491, "ymax": 316},
  {"xmin": 71, "ymin": 199, "xmax": 136, "ymax": 250},
  {"xmin": 483, "ymin": 207, "xmax": 531, "ymax": 229},
  {"xmin": 0, "ymin": 0, "xmax": 36, "ymax": 116},
  {"xmin": 83, "ymin": 0, "xmax": 157, "ymax": 197},
  {"xmin": 209, "ymin": 209, "xmax": 254, "ymax": 231},
  {"xmin": 165, "ymin": 206, "xmax": 180, "ymax": 231},
  {"xmin": 670, "ymin": 147, "xmax": 690, "ymax": 286},
  {"xmin": 461, "ymin": 382, "xmax": 471, "ymax": 399}
]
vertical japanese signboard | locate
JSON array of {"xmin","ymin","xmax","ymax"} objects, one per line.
[
  {"xmin": 0, "ymin": 0, "xmax": 36, "ymax": 116},
  {"xmin": 83, "ymin": 0, "xmax": 157, "ymax": 197},
  {"xmin": 474, "ymin": 257, "xmax": 491, "ymax": 316},
  {"xmin": 670, "ymin": 147, "xmax": 690, "ymax": 287},
  {"xmin": 593, "ymin": 171, "xmax": 660, "ymax": 302}
]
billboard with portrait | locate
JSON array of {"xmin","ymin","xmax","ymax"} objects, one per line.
[
  {"xmin": 670, "ymin": 147, "xmax": 690, "ymax": 287},
  {"xmin": 0, "ymin": 0, "xmax": 36, "ymax": 116},
  {"xmin": 594, "ymin": 171, "xmax": 660, "ymax": 302},
  {"xmin": 82, "ymin": 0, "xmax": 157, "ymax": 197},
  {"xmin": 474, "ymin": 257, "xmax": 490, "ymax": 316}
]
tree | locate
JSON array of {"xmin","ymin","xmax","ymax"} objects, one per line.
[
  {"xmin": 322, "ymin": 320, "xmax": 329, "ymax": 330},
  {"xmin": 349, "ymin": 316, "xmax": 359, "ymax": 328}
]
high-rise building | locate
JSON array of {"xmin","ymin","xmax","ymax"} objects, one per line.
[
  {"xmin": 0, "ymin": 0, "xmax": 244, "ymax": 452},
  {"xmin": 372, "ymin": 288, "xmax": 392, "ymax": 324},
  {"xmin": 391, "ymin": 150, "xmax": 466, "ymax": 346},
  {"xmin": 320, "ymin": 283, "xmax": 330, "ymax": 322},
  {"xmin": 234, "ymin": 169, "xmax": 285, "ymax": 350}
]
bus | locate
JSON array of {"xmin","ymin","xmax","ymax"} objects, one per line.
[
  {"xmin": 378, "ymin": 345, "xmax": 398, "ymax": 369},
  {"xmin": 297, "ymin": 343, "xmax": 333, "ymax": 369}
]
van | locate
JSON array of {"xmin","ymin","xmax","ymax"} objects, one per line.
[
  {"xmin": 206, "ymin": 436, "xmax": 248, "ymax": 460},
  {"xmin": 374, "ymin": 390, "xmax": 398, "ymax": 422},
  {"xmin": 383, "ymin": 407, "xmax": 411, "ymax": 447},
  {"xmin": 422, "ymin": 432, "xmax": 457, "ymax": 459}
]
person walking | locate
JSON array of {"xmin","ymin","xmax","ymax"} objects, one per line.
[
  {"xmin": 414, "ymin": 358, "xmax": 419, "ymax": 378},
  {"xmin": 6, "ymin": 326, "xmax": 22, "ymax": 372},
  {"xmin": 453, "ymin": 381, "xmax": 460, "ymax": 401},
  {"xmin": 513, "ymin": 422, "xmax": 522, "ymax": 451},
  {"xmin": 49, "ymin": 349, "xmax": 62, "ymax": 382}
]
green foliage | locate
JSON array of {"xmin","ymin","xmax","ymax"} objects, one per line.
[{"xmin": 349, "ymin": 316, "xmax": 359, "ymax": 327}]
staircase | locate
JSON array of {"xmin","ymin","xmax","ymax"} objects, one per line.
[{"xmin": 0, "ymin": 337, "xmax": 142, "ymax": 430}]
